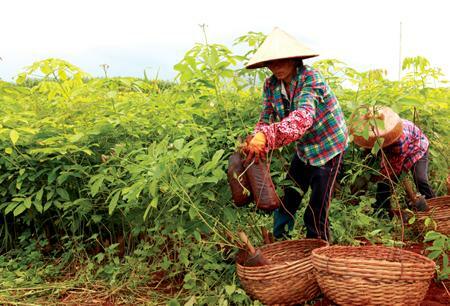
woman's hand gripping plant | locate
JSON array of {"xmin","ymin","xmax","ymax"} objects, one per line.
[{"xmin": 243, "ymin": 132, "xmax": 266, "ymax": 164}]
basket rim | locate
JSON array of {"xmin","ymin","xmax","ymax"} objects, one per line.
[
  {"xmin": 312, "ymin": 245, "xmax": 436, "ymax": 268},
  {"xmin": 423, "ymin": 195, "xmax": 450, "ymax": 205},
  {"xmin": 415, "ymin": 196, "xmax": 450, "ymax": 228},
  {"xmin": 236, "ymin": 238, "xmax": 328, "ymax": 269},
  {"xmin": 417, "ymin": 207, "xmax": 450, "ymax": 218},
  {"xmin": 259, "ymin": 238, "xmax": 328, "ymax": 251},
  {"xmin": 426, "ymin": 195, "xmax": 450, "ymax": 202}
]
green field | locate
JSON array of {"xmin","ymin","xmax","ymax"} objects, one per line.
[{"xmin": 0, "ymin": 32, "xmax": 449, "ymax": 305}]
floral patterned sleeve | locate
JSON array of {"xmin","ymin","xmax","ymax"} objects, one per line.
[{"xmin": 258, "ymin": 110, "xmax": 314, "ymax": 150}]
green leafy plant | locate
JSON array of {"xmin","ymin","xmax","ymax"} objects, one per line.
[
  {"xmin": 424, "ymin": 231, "xmax": 449, "ymax": 280},
  {"xmin": 0, "ymin": 30, "xmax": 448, "ymax": 304}
]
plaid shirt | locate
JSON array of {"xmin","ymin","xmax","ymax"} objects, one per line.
[
  {"xmin": 255, "ymin": 65, "xmax": 348, "ymax": 166},
  {"xmin": 381, "ymin": 119, "xmax": 429, "ymax": 177}
]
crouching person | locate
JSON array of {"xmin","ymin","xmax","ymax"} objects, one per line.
[{"xmin": 351, "ymin": 106, "xmax": 435, "ymax": 217}]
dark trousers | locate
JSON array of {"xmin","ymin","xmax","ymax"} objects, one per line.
[
  {"xmin": 376, "ymin": 151, "xmax": 435, "ymax": 213},
  {"xmin": 273, "ymin": 153, "xmax": 343, "ymax": 241}
]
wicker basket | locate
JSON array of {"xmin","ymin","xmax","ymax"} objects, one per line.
[
  {"xmin": 416, "ymin": 195, "xmax": 450, "ymax": 235},
  {"xmin": 236, "ymin": 239, "xmax": 328, "ymax": 305},
  {"xmin": 312, "ymin": 245, "xmax": 436, "ymax": 306}
]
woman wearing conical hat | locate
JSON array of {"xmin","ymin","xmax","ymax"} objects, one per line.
[
  {"xmin": 350, "ymin": 107, "xmax": 435, "ymax": 217},
  {"xmin": 243, "ymin": 28, "xmax": 348, "ymax": 241}
]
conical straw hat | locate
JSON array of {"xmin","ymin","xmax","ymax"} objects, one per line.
[
  {"xmin": 246, "ymin": 27, "xmax": 319, "ymax": 69},
  {"xmin": 351, "ymin": 107, "xmax": 403, "ymax": 149}
]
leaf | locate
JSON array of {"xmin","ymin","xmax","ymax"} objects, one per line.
[
  {"xmin": 149, "ymin": 180, "xmax": 158, "ymax": 197},
  {"xmin": 371, "ymin": 140, "xmax": 381, "ymax": 155},
  {"xmin": 143, "ymin": 197, "xmax": 158, "ymax": 221},
  {"xmin": 173, "ymin": 139, "xmax": 185, "ymax": 150},
  {"xmin": 374, "ymin": 118, "xmax": 385, "ymax": 131},
  {"xmin": 433, "ymin": 239, "xmax": 444, "ymax": 248},
  {"xmin": 443, "ymin": 254, "xmax": 448, "ymax": 271},
  {"xmin": 408, "ymin": 214, "xmax": 416, "ymax": 225},
  {"xmin": 43, "ymin": 202, "xmax": 52, "ymax": 212},
  {"xmin": 212, "ymin": 168, "xmax": 224, "ymax": 180},
  {"xmin": 23, "ymin": 197, "xmax": 32, "ymax": 209},
  {"xmin": 426, "ymin": 245, "xmax": 444, "ymax": 251},
  {"xmin": 362, "ymin": 127, "xmax": 369, "ymax": 140},
  {"xmin": 160, "ymin": 256, "xmax": 172, "ymax": 270},
  {"xmin": 167, "ymin": 299, "xmax": 180, "ymax": 306},
  {"xmin": 34, "ymin": 188, "xmax": 44, "ymax": 213},
  {"xmin": 58, "ymin": 68, "xmax": 67, "ymax": 81},
  {"xmin": 428, "ymin": 250, "xmax": 442, "ymax": 260},
  {"xmin": 5, "ymin": 147, "xmax": 13, "ymax": 154},
  {"xmin": 13, "ymin": 204, "xmax": 27, "ymax": 216},
  {"xmin": 48, "ymin": 89, "xmax": 57, "ymax": 100},
  {"xmin": 398, "ymin": 97, "xmax": 422, "ymax": 106},
  {"xmin": 424, "ymin": 231, "xmax": 442, "ymax": 242},
  {"xmin": 108, "ymin": 191, "xmax": 121, "ymax": 215},
  {"xmin": 67, "ymin": 133, "xmax": 84, "ymax": 143},
  {"xmin": 193, "ymin": 230, "xmax": 201, "ymax": 242},
  {"xmin": 5, "ymin": 202, "xmax": 19, "ymax": 215},
  {"xmin": 41, "ymin": 62, "xmax": 52, "ymax": 75},
  {"xmin": 202, "ymin": 190, "xmax": 216, "ymax": 201},
  {"xmin": 190, "ymin": 148, "xmax": 203, "ymax": 169},
  {"xmin": 179, "ymin": 248, "xmax": 190, "ymax": 267},
  {"xmin": 95, "ymin": 252, "xmax": 105, "ymax": 263},
  {"xmin": 211, "ymin": 149, "xmax": 224, "ymax": 165},
  {"xmin": 91, "ymin": 215, "xmax": 102, "ymax": 223},
  {"xmin": 57, "ymin": 173, "xmax": 70, "ymax": 185},
  {"xmin": 106, "ymin": 91, "xmax": 117, "ymax": 99},
  {"xmin": 17, "ymin": 127, "xmax": 38, "ymax": 135},
  {"xmin": 368, "ymin": 229, "xmax": 382, "ymax": 236},
  {"xmin": 208, "ymin": 48, "xmax": 219, "ymax": 66},
  {"xmin": 223, "ymin": 207, "xmax": 235, "ymax": 223},
  {"xmin": 168, "ymin": 204, "xmax": 179, "ymax": 213},
  {"xmin": 48, "ymin": 169, "xmax": 58, "ymax": 184},
  {"xmin": 16, "ymin": 73, "xmax": 27, "ymax": 85},
  {"xmin": 10, "ymin": 130, "xmax": 19, "ymax": 145},
  {"xmin": 184, "ymin": 296, "xmax": 196, "ymax": 306},
  {"xmin": 225, "ymin": 284, "xmax": 236, "ymax": 296},
  {"xmin": 188, "ymin": 206, "xmax": 197, "ymax": 220},
  {"xmin": 90, "ymin": 175, "xmax": 104, "ymax": 196},
  {"xmin": 371, "ymin": 138, "xmax": 384, "ymax": 155},
  {"xmin": 56, "ymin": 188, "xmax": 70, "ymax": 201},
  {"xmin": 150, "ymin": 197, "xmax": 158, "ymax": 208}
]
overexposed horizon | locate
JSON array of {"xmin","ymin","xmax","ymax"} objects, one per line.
[{"xmin": 1, "ymin": 0, "xmax": 449, "ymax": 83}]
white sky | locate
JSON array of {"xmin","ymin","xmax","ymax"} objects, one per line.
[{"xmin": 1, "ymin": 0, "xmax": 449, "ymax": 82}]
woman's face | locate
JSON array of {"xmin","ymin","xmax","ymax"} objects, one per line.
[{"xmin": 266, "ymin": 59, "xmax": 297, "ymax": 82}]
